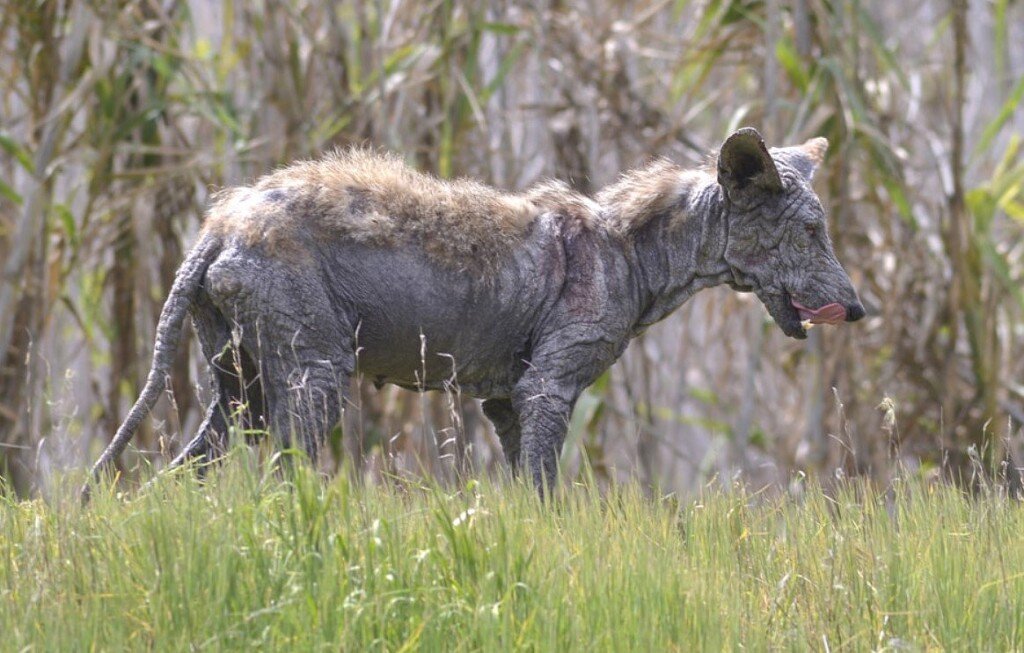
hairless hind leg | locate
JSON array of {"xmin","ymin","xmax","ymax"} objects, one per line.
[
  {"xmin": 207, "ymin": 253, "xmax": 355, "ymax": 464},
  {"xmin": 261, "ymin": 352, "xmax": 350, "ymax": 463},
  {"xmin": 167, "ymin": 292, "xmax": 267, "ymax": 474}
]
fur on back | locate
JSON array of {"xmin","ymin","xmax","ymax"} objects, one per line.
[
  {"xmin": 202, "ymin": 149, "xmax": 706, "ymax": 272},
  {"xmin": 204, "ymin": 149, "xmax": 592, "ymax": 272}
]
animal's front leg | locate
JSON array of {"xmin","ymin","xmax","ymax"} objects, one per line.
[{"xmin": 512, "ymin": 370, "xmax": 580, "ymax": 493}]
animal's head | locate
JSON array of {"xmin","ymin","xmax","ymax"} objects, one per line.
[{"xmin": 717, "ymin": 127, "xmax": 865, "ymax": 339}]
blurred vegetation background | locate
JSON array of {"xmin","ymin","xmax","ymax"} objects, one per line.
[{"xmin": 1, "ymin": 0, "xmax": 1022, "ymax": 497}]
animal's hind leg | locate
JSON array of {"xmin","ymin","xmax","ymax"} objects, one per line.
[
  {"xmin": 263, "ymin": 354, "xmax": 350, "ymax": 464},
  {"xmin": 210, "ymin": 256, "xmax": 354, "ymax": 464},
  {"xmin": 170, "ymin": 397, "xmax": 228, "ymax": 473},
  {"xmin": 169, "ymin": 344, "xmax": 267, "ymax": 473},
  {"xmin": 168, "ymin": 295, "xmax": 267, "ymax": 473}
]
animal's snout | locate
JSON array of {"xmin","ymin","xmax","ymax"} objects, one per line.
[{"xmin": 846, "ymin": 302, "xmax": 866, "ymax": 322}]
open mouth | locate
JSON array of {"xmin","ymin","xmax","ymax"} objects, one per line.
[
  {"xmin": 761, "ymin": 290, "xmax": 850, "ymax": 340},
  {"xmin": 791, "ymin": 299, "xmax": 846, "ymax": 326},
  {"xmin": 728, "ymin": 280, "xmax": 755, "ymax": 293}
]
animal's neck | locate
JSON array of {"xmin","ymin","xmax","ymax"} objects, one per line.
[{"xmin": 626, "ymin": 172, "xmax": 733, "ymax": 329}]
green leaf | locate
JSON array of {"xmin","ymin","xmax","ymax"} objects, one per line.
[
  {"xmin": 382, "ymin": 44, "xmax": 418, "ymax": 76},
  {"xmin": 993, "ymin": 134, "xmax": 1020, "ymax": 179},
  {"xmin": 1003, "ymin": 198, "xmax": 1024, "ymax": 223},
  {"xmin": 482, "ymin": 41, "xmax": 526, "ymax": 103},
  {"xmin": 775, "ymin": 38, "xmax": 810, "ymax": 93},
  {"xmin": 0, "ymin": 133, "xmax": 35, "ymax": 173},
  {"xmin": 312, "ymin": 112, "xmax": 352, "ymax": 144},
  {"xmin": 881, "ymin": 176, "xmax": 914, "ymax": 225},
  {"xmin": 974, "ymin": 76, "xmax": 1024, "ymax": 159},
  {"xmin": 965, "ymin": 187, "xmax": 995, "ymax": 234},
  {"xmin": 0, "ymin": 178, "xmax": 22, "ymax": 205},
  {"xmin": 977, "ymin": 239, "xmax": 1024, "ymax": 311},
  {"xmin": 52, "ymin": 203, "xmax": 78, "ymax": 248},
  {"xmin": 854, "ymin": 3, "xmax": 909, "ymax": 89},
  {"xmin": 480, "ymin": 22, "xmax": 520, "ymax": 35},
  {"xmin": 194, "ymin": 37, "xmax": 213, "ymax": 61},
  {"xmin": 994, "ymin": 0, "xmax": 1008, "ymax": 78},
  {"xmin": 689, "ymin": 387, "xmax": 720, "ymax": 406}
]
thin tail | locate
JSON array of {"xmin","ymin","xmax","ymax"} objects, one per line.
[{"xmin": 82, "ymin": 233, "xmax": 222, "ymax": 502}]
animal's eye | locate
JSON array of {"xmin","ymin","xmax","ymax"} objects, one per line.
[{"xmin": 804, "ymin": 224, "xmax": 817, "ymax": 237}]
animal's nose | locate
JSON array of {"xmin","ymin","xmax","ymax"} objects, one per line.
[{"xmin": 846, "ymin": 302, "xmax": 866, "ymax": 322}]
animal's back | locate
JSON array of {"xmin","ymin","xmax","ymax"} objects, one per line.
[{"xmin": 201, "ymin": 149, "xmax": 553, "ymax": 271}]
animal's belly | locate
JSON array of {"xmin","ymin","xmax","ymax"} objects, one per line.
[
  {"xmin": 352, "ymin": 315, "xmax": 528, "ymax": 397},
  {"xmin": 318, "ymin": 240, "xmax": 554, "ymax": 397}
]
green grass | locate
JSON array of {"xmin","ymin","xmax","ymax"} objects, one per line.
[{"xmin": 3, "ymin": 456, "xmax": 1024, "ymax": 651}]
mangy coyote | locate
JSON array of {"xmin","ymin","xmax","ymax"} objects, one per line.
[{"xmin": 86, "ymin": 128, "xmax": 864, "ymax": 495}]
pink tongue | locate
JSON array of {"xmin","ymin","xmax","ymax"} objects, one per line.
[{"xmin": 792, "ymin": 300, "xmax": 846, "ymax": 325}]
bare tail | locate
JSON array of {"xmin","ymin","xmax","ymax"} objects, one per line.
[{"xmin": 82, "ymin": 233, "xmax": 222, "ymax": 503}]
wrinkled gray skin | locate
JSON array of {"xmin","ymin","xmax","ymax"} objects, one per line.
[{"xmin": 84, "ymin": 128, "xmax": 864, "ymax": 499}]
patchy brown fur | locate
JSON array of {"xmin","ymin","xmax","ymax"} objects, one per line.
[
  {"xmin": 524, "ymin": 179, "xmax": 601, "ymax": 225},
  {"xmin": 202, "ymin": 148, "xmax": 705, "ymax": 272},
  {"xmin": 203, "ymin": 149, "xmax": 550, "ymax": 271},
  {"xmin": 596, "ymin": 159, "xmax": 709, "ymax": 233}
]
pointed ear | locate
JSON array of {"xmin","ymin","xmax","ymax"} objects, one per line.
[
  {"xmin": 717, "ymin": 128, "xmax": 784, "ymax": 199},
  {"xmin": 801, "ymin": 136, "xmax": 828, "ymax": 166},
  {"xmin": 770, "ymin": 137, "xmax": 829, "ymax": 180}
]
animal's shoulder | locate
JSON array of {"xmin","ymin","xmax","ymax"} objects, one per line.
[{"xmin": 596, "ymin": 159, "xmax": 707, "ymax": 234}]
